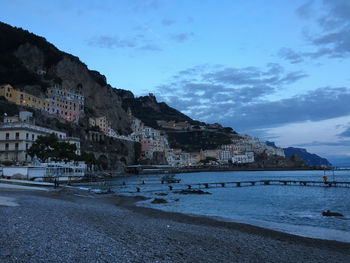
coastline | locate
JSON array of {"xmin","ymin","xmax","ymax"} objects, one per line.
[
  {"xmin": 135, "ymin": 166, "xmax": 331, "ymax": 175},
  {"xmin": 1, "ymin": 187, "xmax": 349, "ymax": 262}
]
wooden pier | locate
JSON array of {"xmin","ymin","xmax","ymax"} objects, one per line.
[
  {"xmin": 118, "ymin": 179, "xmax": 350, "ymax": 193},
  {"xmin": 184, "ymin": 180, "xmax": 350, "ymax": 190}
]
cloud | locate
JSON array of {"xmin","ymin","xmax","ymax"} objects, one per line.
[
  {"xmin": 170, "ymin": 32, "xmax": 194, "ymax": 43},
  {"xmin": 278, "ymin": 48, "xmax": 304, "ymax": 64},
  {"xmin": 295, "ymin": 1, "xmax": 314, "ymax": 19},
  {"xmin": 161, "ymin": 18, "xmax": 175, "ymax": 26},
  {"xmin": 281, "ymin": 0, "xmax": 350, "ymax": 63},
  {"xmin": 296, "ymin": 140, "xmax": 350, "ymax": 147},
  {"xmin": 132, "ymin": 0, "xmax": 159, "ymax": 12},
  {"xmin": 88, "ymin": 35, "xmax": 136, "ymax": 49},
  {"xmin": 338, "ymin": 125, "xmax": 350, "ymax": 137},
  {"xmin": 87, "ymin": 35, "xmax": 161, "ymax": 51},
  {"xmin": 155, "ymin": 64, "xmax": 324, "ymax": 131}
]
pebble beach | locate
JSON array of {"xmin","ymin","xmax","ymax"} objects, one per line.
[{"xmin": 1, "ymin": 186, "xmax": 350, "ymax": 263}]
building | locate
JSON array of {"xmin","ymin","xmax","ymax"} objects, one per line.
[
  {"xmin": 141, "ymin": 139, "xmax": 153, "ymax": 158},
  {"xmin": 0, "ymin": 84, "xmax": 50, "ymax": 112},
  {"xmin": 200, "ymin": 149, "xmax": 219, "ymax": 161},
  {"xmin": 232, "ymin": 152, "xmax": 254, "ymax": 164},
  {"xmin": 4, "ymin": 111, "xmax": 34, "ymax": 124},
  {"xmin": 89, "ymin": 116, "xmax": 111, "ymax": 135},
  {"xmin": 0, "ymin": 117, "xmax": 67, "ymax": 163},
  {"xmin": 46, "ymin": 85, "xmax": 84, "ymax": 122},
  {"xmin": 157, "ymin": 120, "xmax": 191, "ymax": 131}
]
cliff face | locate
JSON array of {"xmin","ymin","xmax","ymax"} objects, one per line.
[
  {"xmin": 121, "ymin": 93, "xmax": 202, "ymax": 128},
  {"xmin": 283, "ymin": 147, "xmax": 332, "ymax": 167},
  {"xmin": 0, "ymin": 22, "xmax": 197, "ymax": 135},
  {"xmin": 0, "ymin": 21, "xmax": 203, "ymax": 168},
  {"xmin": 0, "ymin": 22, "xmax": 131, "ymax": 134}
]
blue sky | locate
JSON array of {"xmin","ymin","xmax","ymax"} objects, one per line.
[{"xmin": 1, "ymin": 0, "xmax": 350, "ymax": 165}]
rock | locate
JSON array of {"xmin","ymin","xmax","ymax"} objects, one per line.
[
  {"xmin": 151, "ymin": 198, "xmax": 168, "ymax": 204},
  {"xmin": 322, "ymin": 210, "xmax": 344, "ymax": 217},
  {"xmin": 156, "ymin": 193, "xmax": 168, "ymax": 196},
  {"xmin": 174, "ymin": 189, "xmax": 212, "ymax": 195}
]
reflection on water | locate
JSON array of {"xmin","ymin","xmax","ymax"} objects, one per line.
[{"xmin": 110, "ymin": 170, "xmax": 350, "ymax": 242}]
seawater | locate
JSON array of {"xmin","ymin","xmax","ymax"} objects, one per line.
[{"xmin": 110, "ymin": 170, "xmax": 350, "ymax": 242}]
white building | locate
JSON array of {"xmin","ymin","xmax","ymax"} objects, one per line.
[
  {"xmin": 232, "ymin": 152, "xmax": 254, "ymax": 164},
  {"xmin": 0, "ymin": 122, "xmax": 66, "ymax": 163},
  {"xmin": 0, "ymin": 111, "xmax": 82, "ymax": 163}
]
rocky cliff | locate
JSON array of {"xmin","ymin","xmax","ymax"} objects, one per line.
[
  {"xmin": 0, "ymin": 21, "xmax": 315, "ymax": 169},
  {"xmin": 283, "ymin": 147, "xmax": 332, "ymax": 167}
]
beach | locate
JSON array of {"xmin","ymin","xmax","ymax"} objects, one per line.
[{"xmin": 1, "ymin": 186, "xmax": 350, "ymax": 263}]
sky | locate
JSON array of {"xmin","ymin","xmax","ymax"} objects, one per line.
[{"xmin": 0, "ymin": 0, "xmax": 350, "ymax": 165}]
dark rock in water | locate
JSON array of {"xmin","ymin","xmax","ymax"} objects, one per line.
[
  {"xmin": 174, "ymin": 198, "xmax": 180, "ymax": 202},
  {"xmin": 322, "ymin": 210, "xmax": 344, "ymax": 217},
  {"xmin": 151, "ymin": 198, "xmax": 168, "ymax": 204},
  {"xmin": 175, "ymin": 189, "xmax": 212, "ymax": 195},
  {"xmin": 156, "ymin": 193, "xmax": 168, "ymax": 196}
]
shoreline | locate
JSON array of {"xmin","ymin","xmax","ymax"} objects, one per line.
[
  {"xmin": 1, "ymin": 187, "xmax": 350, "ymax": 262},
  {"xmin": 119, "ymin": 194, "xmax": 350, "ymax": 246}
]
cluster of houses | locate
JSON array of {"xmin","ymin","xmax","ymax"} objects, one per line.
[
  {"xmin": 127, "ymin": 109, "xmax": 285, "ymax": 167},
  {"xmin": 0, "ymin": 84, "xmax": 84, "ymax": 123},
  {"xmin": 0, "ymin": 111, "xmax": 80, "ymax": 164},
  {"xmin": 0, "ymin": 84, "xmax": 286, "ymax": 168}
]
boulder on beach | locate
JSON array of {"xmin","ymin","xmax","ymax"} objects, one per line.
[
  {"xmin": 152, "ymin": 198, "xmax": 168, "ymax": 204},
  {"xmin": 174, "ymin": 189, "xmax": 212, "ymax": 195},
  {"xmin": 156, "ymin": 193, "xmax": 168, "ymax": 196}
]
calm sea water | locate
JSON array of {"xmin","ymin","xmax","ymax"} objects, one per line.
[{"xmin": 107, "ymin": 170, "xmax": 350, "ymax": 242}]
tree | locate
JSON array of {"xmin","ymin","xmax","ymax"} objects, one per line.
[
  {"xmin": 27, "ymin": 133, "xmax": 78, "ymax": 162},
  {"xmin": 79, "ymin": 151, "xmax": 100, "ymax": 170}
]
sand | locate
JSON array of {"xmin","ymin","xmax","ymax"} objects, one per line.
[{"xmin": 0, "ymin": 187, "xmax": 349, "ymax": 262}]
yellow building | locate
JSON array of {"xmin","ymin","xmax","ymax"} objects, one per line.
[
  {"xmin": 89, "ymin": 116, "xmax": 111, "ymax": 135},
  {"xmin": 0, "ymin": 84, "xmax": 50, "ymax": 112}
]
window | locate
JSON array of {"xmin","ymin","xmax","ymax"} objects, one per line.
[
  {"xmin": 15, "ymin": 143, "xmax": 18, "ymax": 150},
  {"xmin": 5, "ymin": 143, "xmax": 9, "ymax": 150},
  {"xmin": 26, "ymin": 143, "xmax": 28, "ymax": 150},
  {"xmin": 32, "ymin": 134, "xmax": 34, "ymax": 140},
  {"xmin": 7, "ymin": 87, "xmax": 10, "ymax": 92},
  {"xmin": 15, "ymin": 132, "xmax": 19, "ymax": 139},
  {"xmin": 5, "ymin": 133, "xmax": 9, "ymax": 140},
  {"xmin": 20, "ymin": 94, "xmax": 23, "ymax": 99}
]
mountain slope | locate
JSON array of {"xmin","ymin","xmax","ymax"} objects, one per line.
[{"xmin": 283, "ymin": 147, "xmax": 332, "ymax": 167}]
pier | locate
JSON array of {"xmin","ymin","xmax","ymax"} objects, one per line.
[
  {"xmin": 181, "ymin": 180, "xmax": 350, "ymax": 189},
  {"xmin": 114, "ymin": 179, "xmax": 350, "ymax": 193}
]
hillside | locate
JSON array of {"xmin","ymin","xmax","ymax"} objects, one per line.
[
  {"xmin": 0, "ymin": 21, "xmax": 315, "ymax": 169},
  {"xmin": 0, "ymin": 21, "xmax": 228, "ymax": 165},
  {"xmin": 283, "ymin": 147, "xmax": 332, "ymax": 167},
  {"xmin": 0, "ymin": 22, "xmax": 205, "ymax": 136}
]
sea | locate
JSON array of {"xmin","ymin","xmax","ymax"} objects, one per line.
[{"xmin": 103, "ymin": 170, "xmax": 350, "ymax": 242}]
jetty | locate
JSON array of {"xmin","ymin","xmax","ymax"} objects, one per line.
[
  {"xmin": 180, "ymin": 180, "xmax": 350, "ymax": 189},
  {"xmin": 115, "ymin": 179, "xmax": 350, "ymax": 193}
]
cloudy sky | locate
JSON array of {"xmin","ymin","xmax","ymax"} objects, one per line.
[{"xmin": 1, "ymin": 0, "xmax": 350, "ymax": 165}]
